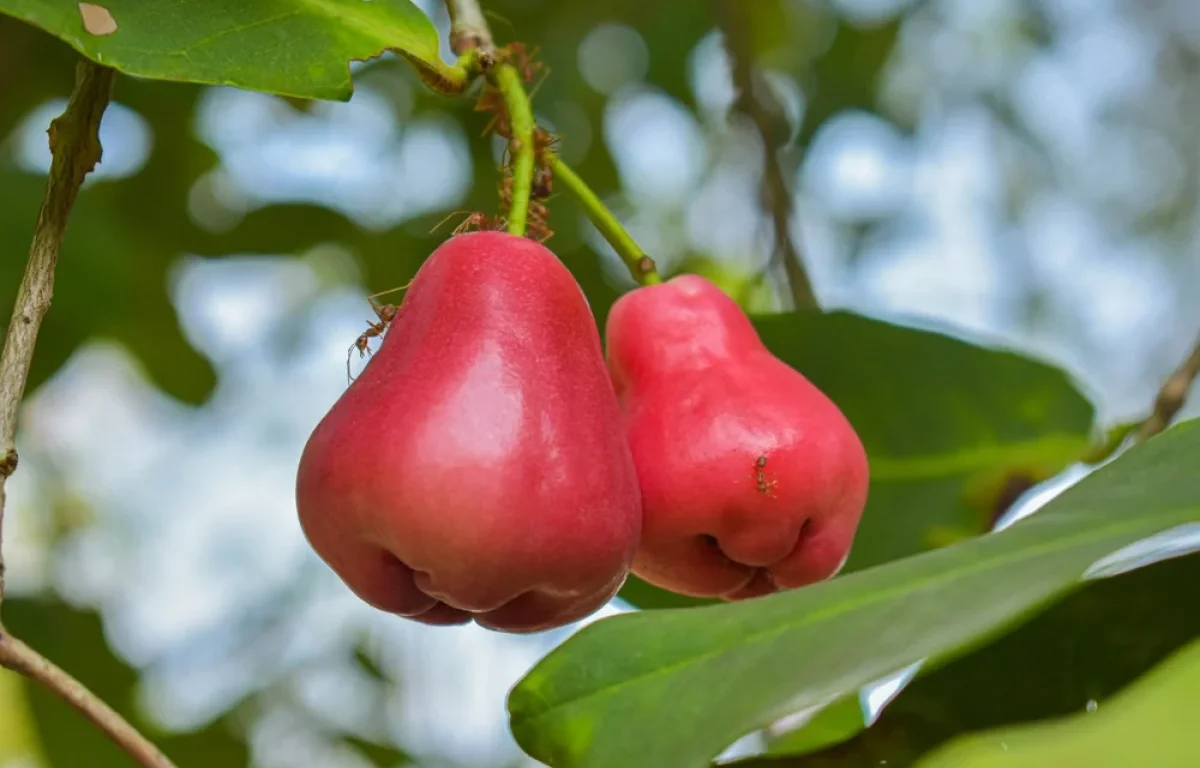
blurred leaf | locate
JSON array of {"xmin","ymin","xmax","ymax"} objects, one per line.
[
  {"xmin": 0, "ymin": 666, "xmax": 44, "ymax": 764},
  {"xmin": 798, "ymin": 17, "xmax": 902, "ymax": 144},
  {"xmin": 3, "ymin": 597, "xmax": 250, "ymax": 767},
  {"xmin": 507, "ymin": 419, "xmax": 1200, "ymax": 768},
  {"xmin": 1, "ymin": 0, "xmax": 459, "ymax": 100},
  {"xmin": 344, "ymin": 734, "xmax": 413, "ymax": 766},
  {"xmin": 620, "ymin": 309, "xmax": 1094, "ymax": 609},
  {"xmin": 757, "ymin": 311, "xmax": 1094, "ymax": 571},
  {"xmin": 0, "ymin": 167, "xmax": 217, "ymax": 404},
  {"xmin": 616, "ymin": 576, "xmax": 715, "ymax": 610},
  {"xmin": 353, "ymin": 645, "xmax": 389, "ymax": 683},
  {"xmin": 762, "ymin": 544, "xmax": 1200, "ymax": 765},
  {"xmin": 914, "ymin": 635, "xmax": 1200, "ymax": 768}
]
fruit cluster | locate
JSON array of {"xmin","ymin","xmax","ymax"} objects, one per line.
[{"xmin": 295, "ymin": 232, "xmax": 869, "ymax": 633}]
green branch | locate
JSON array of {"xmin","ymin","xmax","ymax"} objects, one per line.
[
  {"xmin": 443, "ymin": 0, "xmax": 656, "ymax": 267},
  {"xmin": 549, "ymin": 156, "xmax": 661, "ymax": 286},
  {"xmin": 491, "ymin": 63, "xmax": 535, "ymax": 237},
  {"xmin": 444, "ymin": 0, "xmax": 535, "ymax": 237}
]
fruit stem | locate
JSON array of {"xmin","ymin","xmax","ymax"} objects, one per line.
[
  {"xmin": 444, "ymin": 0, "xmax": 535, "ymax": 238},
  {"xmin": 491, "ymin": 63, "xmax": 535, "ymax": 237},
  {"xmin": 547, "ymin": 155, "xmax": 662, "ymax": 286}
]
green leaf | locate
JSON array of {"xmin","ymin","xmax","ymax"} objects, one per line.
[
  {"xmin": 758, "ymin": 310, "xmax": 1095, "ymax": 571},
  {"xmin": 1, "ymin": 159, "xmax": 217, "ymax": 405},
  {"xmin": 1, "ymin": 0, "xmax": 463, "ymax": 100},
  {"xmin": 915, "ymin": 635, "xmax": 1200, "ymax": 768},
  {"xmin": 0, "ymin": 667, "xmax": 43, "ymax": 764},
  {"xmin": 762, "ymin": 697, "xmax": 865, "ymax": 758},
  {"xmin": 797, "ymin": 18, "xmax": 904, "ymax": 144},
  {"xmin": 767, "ymin": 540, "xmax": 1200, "ymax": 765},
  {"xmin": 3, "ymin": 597, "xmax": 250, "ymax": 767},
  {"xmin": 507, "ymin": 419, "xmax": 1200, "ymax": 768},
  {"xmin": 619, "ymin": 310, "xmax": 1094, "ymax": 609}
]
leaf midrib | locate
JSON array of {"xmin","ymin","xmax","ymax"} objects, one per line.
[{"xmin": 510, "ymin": 509, "xmax": 1194, "ymax": 735}]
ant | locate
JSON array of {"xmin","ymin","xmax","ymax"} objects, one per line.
[
  {"xmin": 475, "ymin": 88, "xmax": 510, "ymax": 138},
  {"xmin": 534, "ymin": 127, "xmax": 561, "ymax": 155},
  {"xmin": 497, "ymin": 176, "xmax": 554, "ymax": 242},
  {"xmin": 345, "ymin": 286, "xmax": 409, "ymax": 383},
  {"xmin": 526, "ymin": 218, "xmax": 554, "ymax": 243},
  {"xmin": 532, "ymin": 165, "xmax": 554, "ymax": 199},
  {"xmin": 504, "ymin": 42, "xmax": 545, "ymax": 84},
  {"xmin": 754, "ymin": 453, "xmax": 778, "ymax": 497},
  {"xmin": 431, "ymin": 210, "xmax": 505, "ymax": 236}
]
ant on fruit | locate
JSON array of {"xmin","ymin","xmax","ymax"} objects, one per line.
[
  {"xmin": 754, "ymin": 453, "xmax": 778, "ymax": 497},
  {"xmin": 345, "ymin": 285, "xmax": 410, "ymax": 384},
  {"xmin": 431, "ymin": 210, "xmax": 506, "ymax": 236}
]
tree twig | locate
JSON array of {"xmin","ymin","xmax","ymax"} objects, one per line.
[
  {"xmin": 0, "ymin": 59, "xmax": 114, "ymax": 602},
  {"xmin": 1082, "ymin": 331, "xmax": 1200, "ymax": 464},
  {"xmin": 548, "ymin": 156, "xmax": 661, "ymax": 285},
  {"xmin": 0, "ymin": 632, "xmax": 177, "ymax": 768},
  {"xmin": 445, "ymin": 0, "xmax": 535, "ymax": 237},
  {"xmin": 715, "ymin": 0, "xmax": 819, "ymax": 310},
  {"xmin": 1136, "ymin": 333, "xmax": 1200, "ymax": 442},
  {"xmin": 445, "ymin": 0, "xmax": 494, "ymax": 54},
  {"xmin": 0, "ymin": 59, "xmax": 180, "ymax": 768}
]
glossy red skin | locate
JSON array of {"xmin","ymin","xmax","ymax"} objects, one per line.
[
  {"xmin": 606, "ymin": 275, "xmax": 869, "ymax": 599},
  {"xmin": 296, "ymin": 232, "xmax": 641, "ymax": 633}
]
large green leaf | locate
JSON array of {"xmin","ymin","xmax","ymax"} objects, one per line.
[
  {"xmin": 1, "ymin": 0, "xmax": 462, "ymax": 100},
  {"xmin": 757, "ymin": 310, "xmax": 1094, "ymax": 571},
  {"xmin": 619, "ymin": 309, "xmax": 1094, "ymax": 610},
  {"xmin": 0, "ymin": 49, "xmax": 221, "ymax": 404},
  {"xmin": 2, "ymin": 597, "xmax": 250, "ymax": 767},
  {"xmin": 507, "ymin": 419, "xmax": 1200, "ymax": 768},
  {"xmin": 915, "ymin": 635, "xmax": 1200, "ymax": 768},
  {"xmin": 742, "ymin": 547, "xmax": 1200, "ymax": 766}
]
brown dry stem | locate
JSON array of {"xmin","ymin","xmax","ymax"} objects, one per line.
[{"xmin": 0, "ymin": 59, "xmax": 180, "ymax": 768}]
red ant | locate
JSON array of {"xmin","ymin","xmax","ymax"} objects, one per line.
[
  {"xmin": 754, "ymin": 453, "xmax": 778, "ymax": 497},
  {"xmin": 532, "ymin": 165, "xmax": 554, "ymax": 199},
  {"xmin": 504, "ymin": 42, "xmax": 545, "ymax": 84},
  {"xmin": 346, "ymin": 286, "xmax": 410, "ymax": 383},
  {"xmin": 475, "ymin": 88, "xmax": 511, "ymax": 138},
  {"xmin": 431, "ymin": 210, "xmax": 506, "ymax": 236}
]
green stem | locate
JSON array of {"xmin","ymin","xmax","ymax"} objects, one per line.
[
  {"xmin": 491, "ymin": 63, "xmax": 534, "ymax": 237},
  {"xmin": 548, "ymin": 156, "xmax": 661, "ymax": 286},
  {"xmin": 405, "ymin": 49, "xmax": 481, "ymax": 94}
]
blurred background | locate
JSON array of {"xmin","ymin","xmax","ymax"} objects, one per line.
[{"xmin": 2, "ymin": 0, "xmax": 1200, "ymax": 765}]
